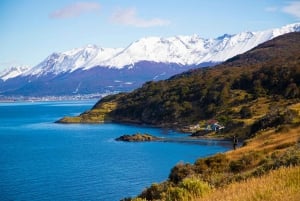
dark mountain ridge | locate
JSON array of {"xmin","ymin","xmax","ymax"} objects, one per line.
[{"xmin": 0, "ymin": 62, "xmax": 201, "ymax": 96}]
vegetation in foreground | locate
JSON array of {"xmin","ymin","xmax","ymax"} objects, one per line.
[
  {"xmin": 123, "ymin": 126, "xmax": 300, "ymax": 201},
  {"xmin": 55, "ymin": 33, "xmax": 300, "ymax": 200},
  {"xmin": 128, "ymin": 166, "xmax": 300, "ymax": 201},
  {"xmin": 199, "ymin": 166, "xmax": 300, "ymax": 201}
]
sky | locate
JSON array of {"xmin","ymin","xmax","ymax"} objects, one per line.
[{"xmin": 0, "ymin": 0, "xmax": 299, "ymax": 71}]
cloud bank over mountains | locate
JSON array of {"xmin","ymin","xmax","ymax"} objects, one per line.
[
  {"xmin": 49, "ymin": 2, "xmax": 101, "ymax": 19},
  {"xmin": 111, "ymin": 7, "xmax": 170, "ymax": 27},
  {"xmin": 48, "ymin": 1, "xmax": 170, "ymax": 27}
]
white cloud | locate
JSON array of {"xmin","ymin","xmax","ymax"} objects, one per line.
[
  {"xmin": 49, "ymin": 2, "xmax": 101, "ymax": 19},
  {"xmin": 111, "ymin": 7, "xmax": 170, "ymax": 27},
  {"xmin": 282, "ymin": 1, "xmax": 300, "ymax": 19}
]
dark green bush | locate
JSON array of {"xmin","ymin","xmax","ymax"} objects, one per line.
[
  {"xmin": 240, "ymin": 106, "xmax": 252, "ymax": 118},
  {"xmin": 229, "ymin": 160, "xmax": 246, "ymax": 173},
  {"xmin": 169, "ymin": 163, "xmax": 195, "ymax": 184},
  {"xmin": 139, "ymin": 182, "xmax": 170, "ymax": 200}
]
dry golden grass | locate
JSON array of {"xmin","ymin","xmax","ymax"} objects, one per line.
[
  {"xmin": 197, "ymin": 166, "xmax": 300, "ymax": 201},
  {"xmin": 58, "ymin": 101, "xmax": 117, "ymax": 123},
  {"xmin": 85, "ymin": 101, "xmax": 117, "ymax": 122},
  {"xmin": 230, "ymin": 97, "xmax": 272, "ymax": 126},
  {"xmin": 249, "ymin": 98, "xmax": 270, "ymax": 117},
  {"xmin": 227, "ymin": 126, "xmax": 300, "ymax": 161}
]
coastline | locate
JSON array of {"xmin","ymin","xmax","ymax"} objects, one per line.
[{"xmin": 57, "ymin": 117, "xmax": 233, "ymax": 147}]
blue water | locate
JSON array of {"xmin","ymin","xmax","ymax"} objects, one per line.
[{"xmin": 0, "ymin": 100, "xmax": 230, "ymax": 201}]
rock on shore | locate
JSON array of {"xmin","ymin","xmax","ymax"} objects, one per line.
[{"xmin": 115, "ymin": 133, "xmax": 161, "ymax": 142}]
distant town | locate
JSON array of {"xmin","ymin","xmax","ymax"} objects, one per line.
[{"xmin": 0, "ymin": 92, "xmax": 117, "ymax": 102}]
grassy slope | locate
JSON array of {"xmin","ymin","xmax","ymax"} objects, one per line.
[
  {"xmin": 132, "ymin": 166, "xmax": 300, "ymax": 201},
  {"xmin": 58, "ymin": 96, "xmax": 118, "ymax": 123},
  {"xmin": 199, "ymin": 166, "xmax": 300, "ymax": 201}
]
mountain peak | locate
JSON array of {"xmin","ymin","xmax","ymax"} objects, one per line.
[
  {"xmin": 0, "ymin": 65, "xmax": 30, "ymax": 81},
  {"xmin": 281, "ymin": 22, "xmax": 300, "ymax": 30},
  {"xmin": 217, "ymin": 33, "xmax": 234, "ymax": 40}
]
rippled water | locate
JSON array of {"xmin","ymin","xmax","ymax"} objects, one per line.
[{"xmin": 0, "ymin": 101, "xmax": 230, "ymax": 201}]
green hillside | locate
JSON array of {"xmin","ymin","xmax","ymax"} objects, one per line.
[
  {"xmin": 58, "ymin": 32, "xmax": 300, "ymax": 138},
  {"xmin": 57, "ymin": 32, "xmax": 300, "ymax": 201}
]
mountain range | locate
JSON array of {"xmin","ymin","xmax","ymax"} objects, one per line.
[
  {"xmin": 1, "ymin": 23, "xmax": 300, "ymax": 97},
  {"xmin": 58, "ymin": 32, "xmax": 300, "ymax": 130}
]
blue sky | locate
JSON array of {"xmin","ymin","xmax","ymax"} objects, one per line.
[{"xmin": 0, "ymin": 0, "xmax": 299, "ymax": 70}]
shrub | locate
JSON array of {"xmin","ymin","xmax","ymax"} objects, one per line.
[
  {"xmin": 165, "ymin": 186, "xmax": 191, "ymax": 201},
  {"xmin": 179, "ymin": 178, "xmax": 211, "ymax": 198},
  {"xmin": 139, "ymin": 182, "xmax": 169, "ymax": 200},
  {"xmin": 194, "ymin": 153, "xmax": 229, "ymax": 174},
  {"xmin": 169, "ymin": 163, "xmax": 195, "ymax": 184},
  {"xmin": 230, "ymin": 152, "xmax": 262, "ymax": 173},
  {"xmin": 131, "ymin": 198, "xmax": 147, "ymax": 201},
  {"xmin": 250, "ymin": 110, "xmax": 285, "ymax": 135},
  {"xmin": 163, "ymin": 178, "xmax": 211, "ymax": 201},
  {"xmin": 253, "ymin": 148, "xmax": 300, "ymax": 176},
  {"xmin": 230, "ymin": 160, "xmax": 246, "ymax": 173}
]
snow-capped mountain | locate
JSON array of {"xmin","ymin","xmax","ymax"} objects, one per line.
[
  {"xmin": 6, "ymin": 22, "xmax": 300, "ymax": 77},
  {"xmin": 10, "ymin": 22, "xmax": 300, "ymax": 77},
  {"xmin": 0, "ymin": 65, "xmax": 30, "ymax": 81},
  {"xmin": 111, "ymin": 22, "xmax": 300, "ymax": 67},
  {"xmin": 0, "ymin": 23, "xmax": 299, "ymax": 97},
  {"xmin": 24, "ymin": 45, "xmax": 123, "ymax": 76}
]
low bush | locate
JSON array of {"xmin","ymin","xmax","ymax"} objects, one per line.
[
  {"xmin": 163, "ymin": 178, "xmax": 211, "ymax": 201},
  {"xmin": 230, "ymin": 152, "xmax": 262, "ymax": 173},
  {"xmin": 253, "ymin": 148, "xmax": 300, "ymax": 176},
  {"xmin": 169, "ymin": 163, "xmax": 195, "ymax": 184},
  {"xmin": 194, "ymin": 153, "xmax": 229, "ymax": 174},
  {"xmin": 165, "ymin": 186, "xmax": 191, "ymax": 201},
  {"xmin": 179, "ymin": 178, "xmax": 211, "ymax": 198},
  {"xmin": 139, "ymin": 182, "xmax": 170, "ymax": 200}
]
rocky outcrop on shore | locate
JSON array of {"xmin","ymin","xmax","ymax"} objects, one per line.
[{"xmin": 115, "ymin": 133, "xmax": 161, "ymax": 142}]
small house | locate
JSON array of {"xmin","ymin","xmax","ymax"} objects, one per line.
[{"xmin": 206, "ymin": 119, "xmax": 225, "ymax": 131}]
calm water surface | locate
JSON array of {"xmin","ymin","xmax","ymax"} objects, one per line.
[{"xmin": 0, "ymin": 100, "xmax": 230, "ymax": 201}]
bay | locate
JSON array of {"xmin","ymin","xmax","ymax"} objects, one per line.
[{"xmin": 0, "ymin": 100, "xmax": 230, "ymax": 201}]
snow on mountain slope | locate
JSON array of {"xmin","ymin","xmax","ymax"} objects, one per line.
[
  {"xmin": 100, "ymin": 23, "xmax": 300, "ymax": 68},
  {"xmin": 100, "ymin": 35, "xmax": 209, "ymax": 68},
  {"xmin": 24, "ymin": 45, "xmax": 123, "ymax": 76},
  {"xmin": 3, "ymin": 23, "xmax": 300, "ymax": 78},
  {"xmin": 0, "ymin": 65, "xmax": 30, "ymax": 81},
  {"xmin": 201, "ymin": 23, "xmax": 300, "ymax": 62}
]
